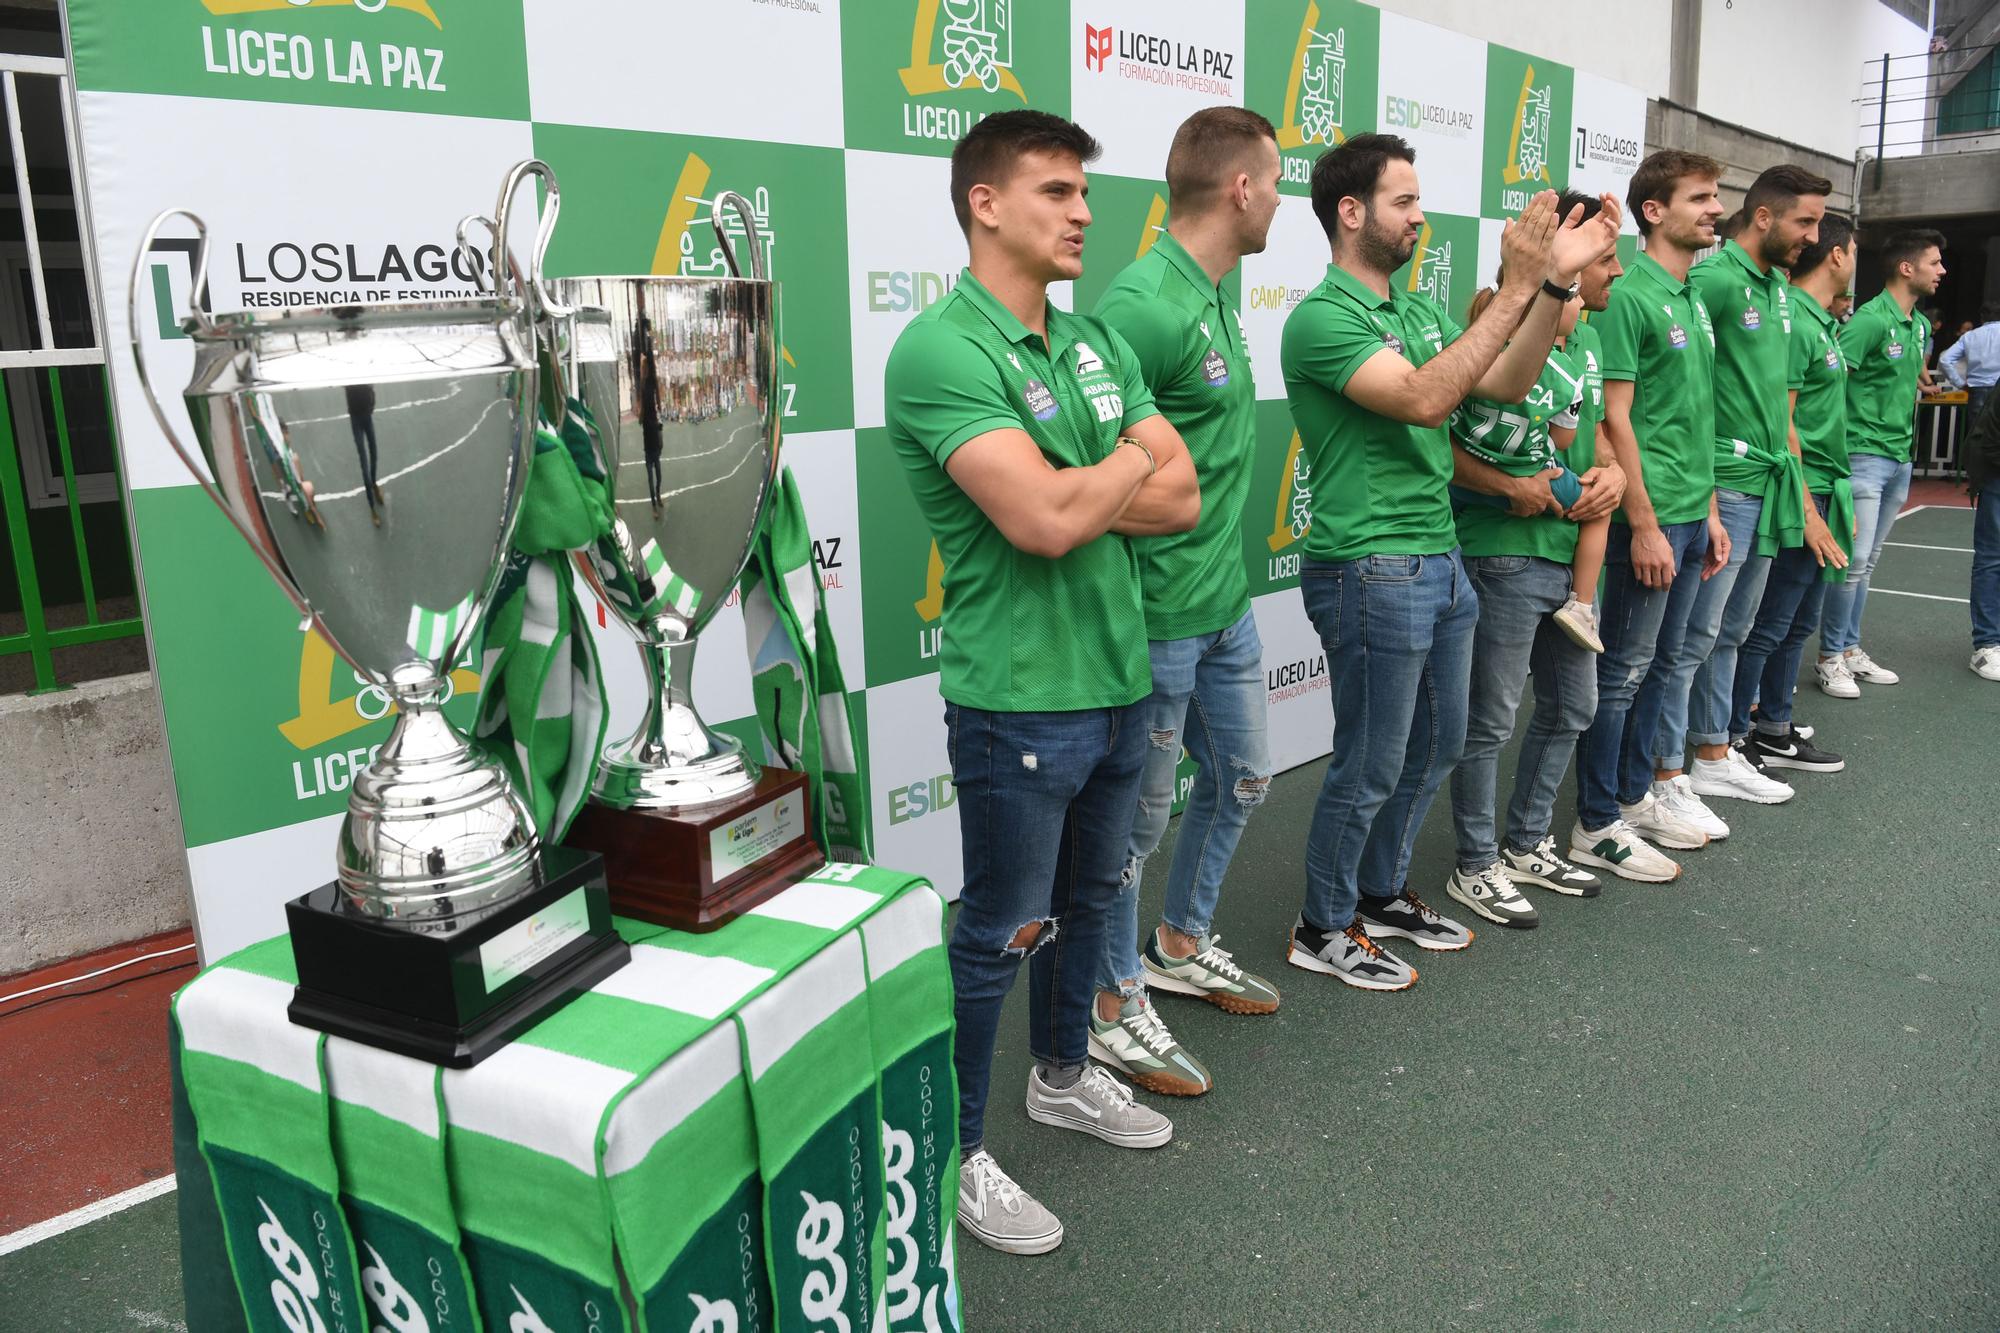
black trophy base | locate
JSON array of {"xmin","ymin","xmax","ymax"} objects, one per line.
[{"xmin": 285, "ymin": 844, "xmax": 631, "ymax": 1068}]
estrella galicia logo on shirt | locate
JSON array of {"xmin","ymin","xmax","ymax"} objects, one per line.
[
  {"xmin": 1202, "ymin": 347, "xmax": 1229, "ymax": 385},
  {"xmin": 1380, "ymin": 329, "xmax": 1405, "ymax": 357},
  {"xmin": 1887, "ymin": 337, "xmax": 1905, "ymax": 360},
  {"xmin": 1023, "ymin": 378, "xmax": 1058, "ymax": 420},
  {"xmin": 1668, "ymin": 319, "xmax": 1688, "ymax": 349},
  {"xmin": 1075, "ymin": 340, "xmax": 1105, "ymax": 376},
  {"xmin": 1741, "ymin": 290, "xmax": 1761, "ymax": 331}
]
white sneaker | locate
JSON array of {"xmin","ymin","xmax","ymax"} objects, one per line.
[
  {"xmin": 1973, "ymin": 646, "xmax": 2000, "ymax": 681},
  {"xmin": 1844, "ymin": 647, "xmax": 1900, "ymax": 684},
  {"xmin": 958, "ymin": 1150, "xmax": 1063, "ymax": 1255},
  {"xmin": 1568, "ymin": 819, "xmax": 1681, "ymax": 883},
  {"xmin": 1690, "ymin": 751, "xmax": 1795, "ymax": 805},
  {"xmin": 1815, "ymin": 655, "xmax": 1860, "ymax": 699},
  {"xmin": 1553, "ymin": 596, "xmax": 1605, "ymax": 653},
  {"xmin": 1618, "ymin": 789, "xmax": 1709, "ymax": 849},
  {"xmin": 1652, "ymin": 775, "xmax": 1730, "ymax": 841}
]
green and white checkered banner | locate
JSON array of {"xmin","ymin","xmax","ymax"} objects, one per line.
[
  {"xmin": 67, "ymin": 0, "xmax": 1647, "ymax": 960},
  {"xmin": 173, "ymin": 862, "xmax": 954, "ymax": 1333}
]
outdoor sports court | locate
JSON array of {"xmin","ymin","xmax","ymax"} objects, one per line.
[{"xmin": 3, "ymin": 499, "xmax": 1993, "ymax": 1331}]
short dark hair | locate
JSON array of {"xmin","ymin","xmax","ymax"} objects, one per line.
[
  {"xmin": 1717, "ymin": 208, "xmax": 1747, "ymax": 242},
  {"xmin": 949, "ymin": 110, "xmax": 1101, "ymax": 235},
  {"xmin": 1308, "ymin": 133, "xmax": 1416, "ymax": 243},
  {"xmin": 1627, "ymin": 149, "xmax": 1722, "ymax": 238},
  {"xmin": 1982, "ymin": 301, "xmax": 2000, "ymax": 324},
  {"xmin": 1165, "ymin": 106, "xmax": 1277, "ymax": 214},
  {"xmin": 1880, "ymin": 228, "xmax": 1945, "ymax": 280},
  {"xmin": 1743, "ymin": 164, "xmax": 1834, "ymax": 221},
  {"xmin": 1790, "ymin": 212, "xmax": 1855, "ymax": 279},
  {"xmin": 1491, "ymin": 190, "xmax": 1604, "ymax": 288}
]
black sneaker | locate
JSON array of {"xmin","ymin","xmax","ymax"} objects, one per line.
[
  {"xmin": 1731, "ymin": 736, "xmax": 1774, "ymax": 774},
  {"xmin": 1356, "ymin": 888, "xmax": 1476, "ymax": 950},
  {"xmin": 1748, "ymin": 731, "xmax": 1845, "ymax": 773},
  {"xmin": 1285, "ymin": 915, "xmax": 1417, "ymax": 990}
]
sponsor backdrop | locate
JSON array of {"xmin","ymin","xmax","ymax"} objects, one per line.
[{"xmin": 65, "ymin": 0, "xmax": 1645, "ymax": 959}]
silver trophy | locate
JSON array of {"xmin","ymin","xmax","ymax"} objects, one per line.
[
  {"xmin": 129, "ymin": 160, "xmax": 628, "ymax": 1062},
  {"xmin": 550, "ymin": 192, "xmax": 782, "ymax": 810}
]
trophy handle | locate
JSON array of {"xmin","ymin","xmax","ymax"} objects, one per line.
[
  {"xmin": 127, "ymin": 208, "xmax": 305, "ymax": 610},
  {"xmin": 709, "ymin": 191, "xmax": 768, "ymax": 281},
  {"xmin": 492, "ymin": 157, "xmax": 573, "ymax": 320}
]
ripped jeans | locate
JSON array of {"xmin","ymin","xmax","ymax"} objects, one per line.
[
  {"xmin": 943, "ymin": 698, "xmax": 1147, "ymax": 1151},
  {"xmin": 1098, "ymin": 607, "xmax": 1272, "ymax": 997}
]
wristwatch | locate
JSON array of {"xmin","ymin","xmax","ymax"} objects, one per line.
[{"xmin": 1542, "ymin": 277, "xmax": 1580, "ymax": 302}]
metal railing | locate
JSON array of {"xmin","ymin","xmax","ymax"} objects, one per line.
[
  {"xmin": 0, "ymin": 366, "xmax": 141, "ymax": 693},
  {"xmin": 0, "ymin": 51, "xmax": 141, "ymax": 694},
  {"xmin": 1858, "ymin": 40, "xmax": 2000, "ymax": 186}
]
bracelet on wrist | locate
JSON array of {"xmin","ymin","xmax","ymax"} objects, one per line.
[{"xmin": 1116, "ymin": 436, "xmax": 1156, "ymax": 475}]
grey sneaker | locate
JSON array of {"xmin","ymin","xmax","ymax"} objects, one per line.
[
  {"xmin": 1087, "ymin": 994, "xmax": 1212, "ymax": 1097},
  {"xmin": 1444, "ymin": 863, "xmax": 1540, "ymax": 929},
  {"xmin": 1501, "ymin": 836, "xmax": 1603, "ymax": 897},
  {"xmin": 1025, "ymin": 1065, "xmax": 1173, "ymax": 1148},
  {"xmin": 1142, "ymin": 931, "xmax": 1281, "ymax": 1014},
  {"xmin": 958, "ymin": 1149, "xmax": 1063, "ymax": 1255}
]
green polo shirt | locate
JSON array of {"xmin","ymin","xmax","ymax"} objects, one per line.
[
  {"xmin": 1691, "ymin": 240, "xmax": 1796, "ymax": 498},
  {"xmin": 883, "ymin": 269, "xmax": 1157, "ymax": 712},
  {"xmin": 1789, "ymin": 293, "xmax": 1850, "ymax": 493},
  {"xmin": 1451, "ymin": 344, "xmax": 1590, "ymax": 562},
  {"xmin": 1094, "ymin": 233, "xmax": 1254, "ymax": 640},
  {"xmin": 1281, "ymin": 262, "xmax": 1462, "ymax": 563},
  {"xmin": 1840, "ymin": 289, "xmax": 1929, "ymax": 463},
  {"xmin": 1595, "ymin": 249, "xmax": 1717, "ymax": 527}
]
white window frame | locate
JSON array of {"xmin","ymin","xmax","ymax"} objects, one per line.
[{"xmin": 0, "ymin": 51, "xmax": 110, "ymax": 508}]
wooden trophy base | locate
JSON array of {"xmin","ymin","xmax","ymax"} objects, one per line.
[{"xmin": 565, "ymin": 766, "xmax": 825, "ymax": 932}]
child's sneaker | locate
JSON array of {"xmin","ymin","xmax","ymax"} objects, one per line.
[{"xmin": 1553, "ymin": 596, "xmax": 1604, "ymax": 653}]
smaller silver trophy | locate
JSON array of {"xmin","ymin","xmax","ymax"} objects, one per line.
[
  {"xmin": 129, "ymin": 160, "xmax": 627, "ymax": 1064},
  {"xmin": 550, "ymin": 195, "xmax": 823, "ymax": 930}
]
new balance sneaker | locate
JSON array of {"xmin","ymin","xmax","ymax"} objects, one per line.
[
  {"xmin": 1026, "ymin": 1065, "xmax": 1173, "ymax": 1148},
  {"xmin": 1844, "ymin": 647, "xmax": 1900, "ymax": 684},
  {"xmin": 1690, "ymin": 750, "xmax": 1795, "ymax": 804},
  {"xmin": 1285, "ymin": 915, "xmax": 1417, "ymax": 990},
  {"xmin": 1501, "ymin": 836, "xmax": 1603, "ymax": 897},
  {"xmin": 1815, "ymin": 655, "xmax": 1860, "ymax": 699},
  {"xmin": 1651, "ymin": 774, "xmax": 1730, "ymax": 841},
  {"xmin": 1441, "ymin": 864, "xmax": 1539, "ymax": 930},
  {"xmin": 1973, "ymin": 646, "xmax": 2000, "ymax": 681},
  {"xmin": 1568, "ymin": 819, "xmax": 1681, "ymax": 882},
  {"xmin": 1141, "ymin": 931, "xmax": 1281, "ymax": 1015},
  {"xmin": 1087, "ymin": 994, "xmax": 1211, "ymax": 1097},
  {"xmin": 959, "ymin": 1150, "xmax": 1063, "ymax": 1255},
  {"xmin": 1553, "ymin": 596, "xmax": 1605, "ymax": 653},
  {"xmin": 1359, "ymin": 886, "xmax": 1481, "ymax": 947},
  {"xmin": 1748, "ymin": 731, "xmax": 1846, "ymax": 773},
  {"xmin": 1618, "ymin": 789, "xmax": 1709, "ymax": 849}
]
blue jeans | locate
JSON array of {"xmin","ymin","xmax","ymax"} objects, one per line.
[
  {"xmin": 1099, "ymin": 609, "xmax": 1272, "ymax": 994},
  {"xmin": 1732, "ymin": 493, "xmax": 1835, "ymax": 736},
  {"xmin": 944, "ymin": 700, "xmax": 1146, "ymax": 1151},
  {"xmin": 1820, "ymin": 453, "xmax": 1912, "ymax": 655},
  {"xmin": 1298, "ymin": 551, "xmax": 1478, "ymax": 929},
  {"xmin": 1975, "ymin": 485, "xmax": 2000, "ymax": 649},
  {"xmin": 1574, "ymin": 518, "xmax": 1709, "ymax": 830},
  {"xmin": 1451, "ymin": 555, "xmax": 1599, "ymax": 870},
  {"xmin": 1634, "ymin": 488, "xmax": 1763, "ymax": 770}
]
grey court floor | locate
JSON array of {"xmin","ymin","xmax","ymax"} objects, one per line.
[{"xmin": 3, "ymin": 505, "xmax": 1994, "ymax": 1331}]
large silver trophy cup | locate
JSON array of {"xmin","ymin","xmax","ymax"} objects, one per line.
[
  {"xmin": 552, "ymin": 195, "xmax": 824, "ymax": 930},
  {"xmin": 129, "ymin": 160, "xmax": 628, "ymax": 1064}
]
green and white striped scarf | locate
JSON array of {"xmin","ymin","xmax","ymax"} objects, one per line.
[
  {"xmin": 178, "ymin": 865, "xmax": 948, "ymax": 1332},
  {"xmin": 474, "ymin": 403, "xmax": 612, "ymax": 840},
  {"xmin": 739, "ymin": 467, "xmax": 873, "ymax": 864}
]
